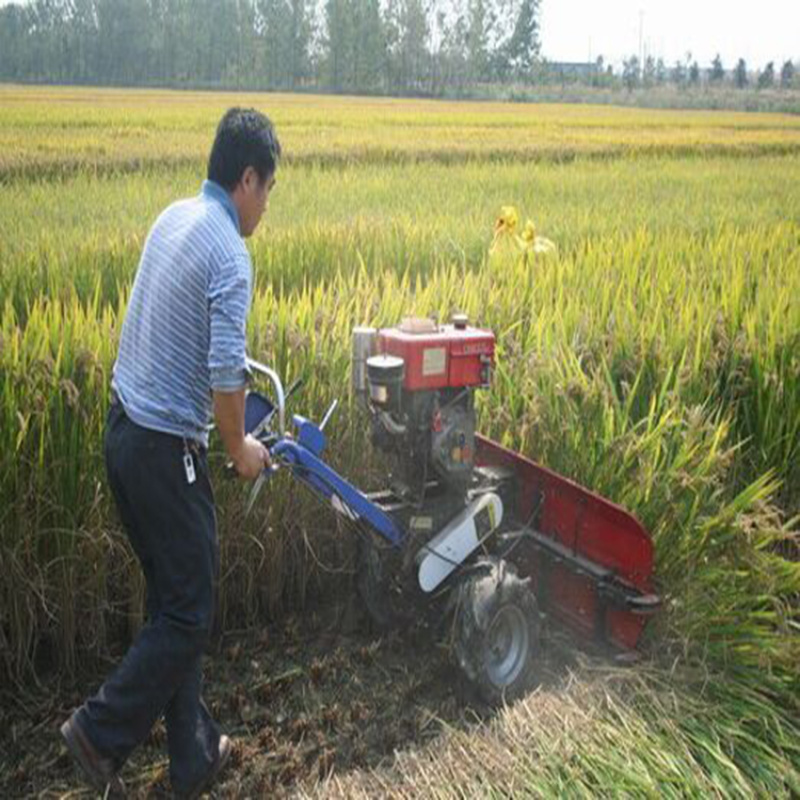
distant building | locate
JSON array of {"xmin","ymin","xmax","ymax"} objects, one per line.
[{"xmin": 546, "ymin": 61, "xmax": 599, "ymax": 79}]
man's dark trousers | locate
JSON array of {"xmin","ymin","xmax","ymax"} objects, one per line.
[{"xmin": 75, "ymin": 402, "xmax": 221, "ymax": 792}]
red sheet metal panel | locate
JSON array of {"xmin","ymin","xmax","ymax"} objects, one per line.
[{"xmin": 476, "ymin": 435, "xmax": 655, "ymax": 650}]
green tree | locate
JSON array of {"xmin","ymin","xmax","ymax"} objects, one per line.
[
  {"xmin": 504, "ymin": 0, "xmax": 540, "ymax": 80},
  {"xmin": 287, "ymin": 0, "xmax": 313, "ymax": 88},
  {"xmin": 231, "ymin": 0, "xmax": 261, "ymax": 89},
  {"xmin": 734, "ymin": 58, "xmax": 747, "ymax": 88},
  {"xmin": 757, "ymin": 61, "xmax": 775, "ymax": 89},
  {"xmin": 688, "ymin": 60, "xmax": 700, "ymax": 86},
  {"xmin": 622, "ymin": 55, "xmax": 640, "ymax": 90},
  {"xmin": 591, "ymin": 55, "xmax": 610, "ymax": 87},
  {"xmin": 671, "ymin": 59, "xmax": 686, "ymax": 86},
  {"xmin": 323, "ymin": 0, "xmax": 386, "ymax": 92},
  {"xmin": 670, "ymin": 61, "xmax": 686, "ymax": 86},
  {"xmin": 466, "ymin": 0, "xmax": 490, "ymax": 83},
  {"xmin": 642, "ymin": 54, "xmax": 655, "ymax": 87},
  {"xmin": 93, "ymin": 0, "xmax": 156, "ymax": 85},
  {"xmin": 323, "ymin": 0, "xmax": 353, "ymax": 90},
  {"xmin": 780, "ymin": 60, "xmax": 795, "ymax": 88},
  {"xmin": 356, "ymin": 0, "xmax": 386, "ymax": 92},
  {"xmin": 396, "ymin": 0, "xmax": 430, "ymax": 92},
  {"xmin": 0, "ymin": 5, "xmax": 30, "ymax": 80},
  {"xmin": 655, "ymin": 57, "xmax": 667, "ymax": 85},
  {"xmin": 709, "ymin": 53, "xmax": 724, "ymax": 83},
  {"xmin": 437, "ymin": 3, "xmax": 470, "ymax": 93}
]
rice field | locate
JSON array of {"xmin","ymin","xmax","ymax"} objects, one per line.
[
  {"xmin": 2, "ymin": 84, "xmax": 800, "ymax": 182},
  {"xmin": 0, "ymin": 86, "xmax": 799, "ymax": 795}
]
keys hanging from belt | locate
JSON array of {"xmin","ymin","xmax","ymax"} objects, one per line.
[{"xmin": 183, "ymin": 439, "xmax": 197, "ymax": 485}]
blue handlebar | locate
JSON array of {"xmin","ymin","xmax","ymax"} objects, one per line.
[{"xmin": 245, "ymin": 391, "xmax": 404, "ymax": 547}]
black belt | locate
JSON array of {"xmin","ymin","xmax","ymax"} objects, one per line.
[{"xmin": 109, "ymin": 390, "xmax": 207, "ymax": 455}]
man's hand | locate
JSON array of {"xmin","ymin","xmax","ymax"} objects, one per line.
[
  {"xmin": 231, "ymin": 434, "xmax": 271, "ymax": 481},
  {"xmin": 213, "ymin": 388, "xmax": 272, "ymax": 481}
]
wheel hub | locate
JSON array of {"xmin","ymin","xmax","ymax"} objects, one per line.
[{"xmin": 485, "ymin": 604, "xmax": 529, "ymax": 688}]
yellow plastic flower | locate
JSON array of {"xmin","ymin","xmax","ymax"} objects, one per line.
[
  {"xmin": 532, "ymin": 235, "xmax": 556, "ymax": 254},
  {"xmin": 518, "ymin": 219, "xmax": 536, "ymax": 245},
  {"xmin": 517, "ymin": 218, "xmax": 555, "ymax": 254},
  {"xmin": 494, "ymin": 205, "xmax": 519, "ymax": 235},
  {"xmin": 491, "ymin": 207, "xmax": 555, "ymax": 259}
]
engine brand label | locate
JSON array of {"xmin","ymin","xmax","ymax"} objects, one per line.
[
  {"xmin": 422, "ymin": 347, "xmax": 446, "ymax": 376},
  {"xmin": 453, "ymin": 343, "xmax": 494, "ymax": 356}
]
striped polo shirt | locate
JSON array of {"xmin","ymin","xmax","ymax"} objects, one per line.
[{"xmin": 112, "ymin": 180, "xmax": 252, "ymax": 447}]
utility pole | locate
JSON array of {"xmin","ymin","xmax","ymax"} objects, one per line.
[{"xmin": 638, "ymin": 10, "xmax": 644, "ymax": 77}]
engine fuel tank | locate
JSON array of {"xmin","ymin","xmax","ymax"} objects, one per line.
[{"xmin": 378, "ymin": 318, "xmax": 495, "ymax": 392}]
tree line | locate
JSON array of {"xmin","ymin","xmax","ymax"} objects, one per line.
[
  {"xmin": 0, "ymin": 0, "xmax": 541, "ymax": 95},
  {"xmin": 0, "ymin": 2, "xmax": 795, "ymax": 97},
  {"xmin": 615, "ymin": 53, "xmax": 796, "ymax": 91}
]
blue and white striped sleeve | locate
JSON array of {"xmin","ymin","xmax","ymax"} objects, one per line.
[{"xmin": 208, "ymin": 251, "xmax": 252, "ymax": 392}]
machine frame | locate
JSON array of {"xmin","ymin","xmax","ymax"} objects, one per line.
[{"xmin": 244, "ymin": 354, "xmax": 660, "ymax": 702}]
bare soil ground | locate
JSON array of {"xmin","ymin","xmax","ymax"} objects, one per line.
[{"xmin": 2, "ymin": 601, "xmax": 558, "ymax": 798}]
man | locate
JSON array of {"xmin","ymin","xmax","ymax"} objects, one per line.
[{"xmin": 60, "ymin": 108, "xmax": 280, "ymax": 797}]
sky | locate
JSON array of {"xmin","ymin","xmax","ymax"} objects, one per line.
[{"xmin": 539, "ymin": 0, "xmax": 800, "ymax": 70}]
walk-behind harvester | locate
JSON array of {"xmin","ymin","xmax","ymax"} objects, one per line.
[{"xmin": 245, "ymin": 316, "xmax": 660, "ymax": 703}]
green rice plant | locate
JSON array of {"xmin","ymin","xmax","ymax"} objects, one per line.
[
  {"xmin": 4, "ymin": 221, "xmax": 797, "ymax": 698},
  {"xmin": 1, "ymin": 88, "xmax": 799, "ymax": 795}
]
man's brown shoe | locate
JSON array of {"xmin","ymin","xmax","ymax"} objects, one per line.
[
  {"xmin": 181, "ymin": 734, "xmax": 233, "ymax": 800},
  {"xmin": 60, "ymin": 714, "xmax": 125, "ymax": 795}
]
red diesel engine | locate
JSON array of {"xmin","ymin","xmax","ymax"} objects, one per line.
[{"xmin": 352, "ymin": 317, "xmax": 495, "ymax": 500}]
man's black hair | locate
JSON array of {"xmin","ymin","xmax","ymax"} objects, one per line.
[{"xmin": 207, "ymin": 108, "xmax": 281, "ymax": 190}]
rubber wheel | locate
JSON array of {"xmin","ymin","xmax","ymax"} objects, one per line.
[
  {"xmin": 453, "ymin": 556, "xmax": 540, "ymax": 705},
  {"xmin": 356, "ymin": 532, "xmax": 412, "ymax": 632}
]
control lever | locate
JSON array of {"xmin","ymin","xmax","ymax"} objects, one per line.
[
  {"xmin": 246, "ymin": 464, "xmax": 279, "ymax": 516},
  {"xmin": 319, "ymin": 399, "xmax": 338, "ymax": 431},
  {"xmin": 243, "ymin": 378, "xmax": 306, "ymax": 515},
  {"xmin": 285, "ymin": 376, "xmax": 304, "ymax": 401}
]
